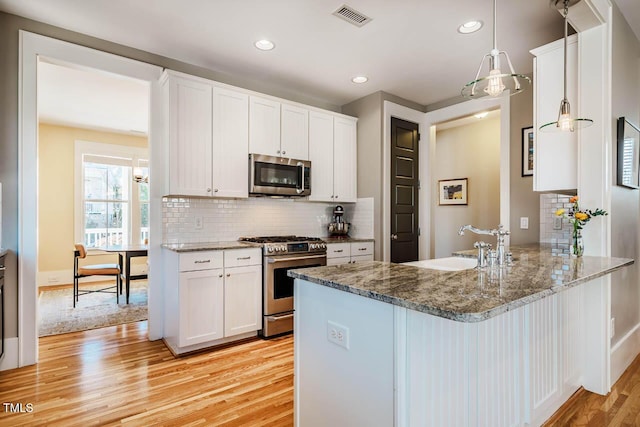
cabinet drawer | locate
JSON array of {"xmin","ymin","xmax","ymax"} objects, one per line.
[
  {"xmin": 351, "ymin": 254, "xmax": 374, "ymax": 264},
  {"xmin": 224, "ymin": 248, "xmax": 262, "ymax": 268},
  {"xmin": 327, "ymin": 256, "xmax": 350, "ymax": 266},
  {"xmin": 179, "ymin": 251, "xmax": 224, "ymax": 272},
  {"xmin": 327, "ymin": 243, "xmax": 351, "ymax": 259},
  {"xmin": 351, "ymin": 242, "xmax": 373, "ymax": 256}
]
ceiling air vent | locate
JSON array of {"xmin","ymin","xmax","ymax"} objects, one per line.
[{"xmin": 332, "ymin": 4, "xmax": 372, "ymax": 27}]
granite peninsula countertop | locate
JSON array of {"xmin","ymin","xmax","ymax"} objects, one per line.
[
  {"xmin": 162, "ymin": 241, "xmax": 261, "ymax": 252},
  {"xmin": 288, "ymin": 244, "xmax": 634, "ymax": 322}
]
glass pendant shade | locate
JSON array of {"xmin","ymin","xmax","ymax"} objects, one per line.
[
  {"xmin": 539, "ymin": 0, "xmax": 593, "ymax": 132},
  {"xmin": 461, "ymin": 0, "xmax": 531, "ymax": 99}
]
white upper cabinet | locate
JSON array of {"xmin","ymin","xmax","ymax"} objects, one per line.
[
  {"xmin": 167, "ymin": 75, "xmax": 213, "ymax": 196},
  {"xmin": 308, "ymin": 111, "xmax": 335, "ymax": 202},
  {"xmin": 162, "ymin": 71, "xmax": 249, "ymax": 198},
  {"xmin": 212, "ymin": 87, "xmax": 249, "ymax": 198},
  {"xmin": 309, "ymin": 113, "xmax": 357, "ymax": 203},
  {"xmin": 333, "ymin": 117, "xmax": 357, "ymax": 203},
  {"xmin": 250, "ymin": 96, "xmax": 310, "ymax": 160},
  {"xmin": 531, "ymin": 35, "xmax": 578, "ymax": 191},
  {"xmin": 281, "ymin": 103, "xmax": 309, "ymax": 160},
  {"xmin": 249, "ymin": 96, "xmax": 281, "ymax": 157}
]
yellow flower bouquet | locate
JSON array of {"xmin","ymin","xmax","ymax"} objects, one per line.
[{"xmin": 555, "ymin": 196, "xmax": 607, "ymax": 256}]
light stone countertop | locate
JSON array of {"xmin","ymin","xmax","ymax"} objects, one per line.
[
  {"xmin": 162, "ymin": 241, "xmax": 262, "ymax": 252},
  {"xmin": 323, "ymin": 236, "xmax": 375, "ymax": 244},
  {"xmin": 288, "ymin": 244, "xmax": 634, "ymax": 323}
]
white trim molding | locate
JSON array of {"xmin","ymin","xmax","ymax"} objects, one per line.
[{"xmin": 18, "ymin": 31, "xmax": 163, "ymax": 367}]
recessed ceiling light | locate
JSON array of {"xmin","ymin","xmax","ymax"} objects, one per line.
[
  {"xmin": 351, "ymin": 76, "xmax": 368, "ymax": 84},
  {"xmin": 254, "ymin": 39, "xmax": 275, "ymax": 51},
  {"xmin": 458, "ymin": 20, "xmax": 483, "ymax": 34},
  {"xmin": 474, "ymin": 111, "xmax": 489, "ymax": 119}
]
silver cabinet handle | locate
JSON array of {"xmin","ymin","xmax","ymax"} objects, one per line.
[
  {"xmin": 0, "ymin": 267, "xmax": 5, "ymax": 271},
  {"xmin": 194, "ymin": 260, "xmax": 211, "ymax": 264},
  {"xmin": 282, "ymin": 150, "xmax": 286, "ymax": 155},
  {"xmin": 237, "ymin": 256, "xmax": 251, "ymax": 260},
  {"xmin": 206, "ymin": 188, "xmax": 212, "ymax": 193},
  {"xmin": 334, "ymin": 249, "xmax": 344, "ymax": 253},
  {"xmin": 277, "ymin": 150, "xmax": 281, "ymax": 154},
  {"xmin": 214, "ymin": 189, "xmax": 219, "ymax": 192},
  {"xmin": 226, "ymin": 273, "xmax": 231, "ymax": 277},
  {"xmin": 391, "ymin": 234, "xmax": 398, "ymax": 240},
  {"xmin": 218, "ymin": 273, "xmax": 223, "ymax": 278}
]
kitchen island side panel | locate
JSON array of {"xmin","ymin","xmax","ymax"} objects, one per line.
[{"xmin": 294, "ymin": 279, "xmax": 394, "ymax": 427}]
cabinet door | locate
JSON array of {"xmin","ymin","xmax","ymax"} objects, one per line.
[
  {"xmin": 351, "ymin": 242, "xmax": 374, "ymax": 257},
  {"xmin": 224, "ymin": 265, "xmax": 262, "ymax": 337},
  {"xmin": 327, "ymin": 243, "xmax": 351, "ymax": 259},
  {"xmin": 281, "ymin": 103, "xmax": 309, "ymax": 160},
  {"xmin": 326, "ymin": 256, "xmax": 350, "ymax": 266},
  {"xmin": 212, "ymin": 87, "xmax": 249, "ymax": 198},
  {"xmin": 249, "ymin": 96, "xmax": 281, "ymax": 156},
  {"xmin": 168, "ymin": 76, "xmax": 213, "ymax": 196},
  {"xmin": 179, "ymin": 268, "xmax": 224, "ymax": 347},
  {"xmin": 308, "ymin": 111, "xmax": 335, "ymax": 202},
  {"xmin": 350, "ymin": 254, "xmax": 374, "ymax": 264},
  {"xmin": 533, "ymin": 36, "xmax": 578, "ymax": 191},
  {"xmin": 333, "ymin": 117, "xmax": 358, "ymax": 203}
]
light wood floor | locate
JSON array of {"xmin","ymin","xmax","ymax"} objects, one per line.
[
  {"xmin": 3, "ymin": 321, "xmax": 640, "ymax": 426},
  {"xmin": 543, "ymin": 353, "xmax": 640, "ymax": 427},
  {"xmin": 0, "ymin": 321, "xmax": 293, "ymax": 426}
]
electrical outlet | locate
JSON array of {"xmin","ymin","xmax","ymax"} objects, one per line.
[
  {"xmin": 195, "ymin": 216, "xmax": 203, "ymax": 229},
  {"xmin": 553, "ymin": 216, "xmax": 563, "ymax": 230},
  {"xmin": 47, "ymin": 275, "xmax": 60, "ymax": 284},
  {"xmin": 611, "ymin": 318, "xmax": 616, "ymax": 338},
  {"xmin": 520, "ymin": 217, "xmax": 529, "ymax": 229},
  {"xmin": 327, "ymin": 321, "xmax": 350, "ymax": 350}
]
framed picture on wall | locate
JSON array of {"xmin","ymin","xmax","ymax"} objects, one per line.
[
  {"xmin": 522, "ymin": 126, "xmax": 534, "ymax": 177},
  {"xmin": 438, "ymin": 178, "xmax": 468, "ymax": 205}
]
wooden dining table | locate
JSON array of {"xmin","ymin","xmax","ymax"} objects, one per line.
[{"xmin": 101, "ymin": 244, "xmax": 148, "ymax": 304}]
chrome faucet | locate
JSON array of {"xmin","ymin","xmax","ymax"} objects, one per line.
[{"xmin": 459, "ymin": 224, "xmax": 510, "ymax": 266}]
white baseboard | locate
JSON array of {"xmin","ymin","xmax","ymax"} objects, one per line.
[
  {"xmin": 610, "ymin": 323, "xmax": 640, "ymax": 385},
  {"xmin": 0, "ymin": 337, "xmax": 20, "ymax": 371}
]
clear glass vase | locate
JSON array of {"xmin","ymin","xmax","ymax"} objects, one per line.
[{"xmin": 571, "ymin": 229, "xmax": 584, "ymax": 257}]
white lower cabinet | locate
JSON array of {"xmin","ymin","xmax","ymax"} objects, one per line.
[
  {"xmin": 326, "ymin": 241, "xmax": 374, "ymax": 265},
  {"xmin": 164, "ymin": 247, "xmax": 262, "ymax": 354}
]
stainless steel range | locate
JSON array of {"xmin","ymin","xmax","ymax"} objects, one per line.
[{"xmin": 240, "ymin": 236, "xmax": 327, "ymax": 337}]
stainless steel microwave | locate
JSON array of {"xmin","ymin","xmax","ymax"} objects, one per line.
[{"xmin": 249, "ymin": 153, "xmax": 311, "ymax": 197}]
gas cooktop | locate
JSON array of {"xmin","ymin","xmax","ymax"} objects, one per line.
[
  {"xmin": 239, "ymin": 235, "xmax": 324, "ymax": 244},
  {"xmin": 239, "ymin": 236, "xmax": 326, "ymax": 255}
]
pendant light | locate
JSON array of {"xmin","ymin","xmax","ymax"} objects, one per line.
[
  {"xmin": 539, "ymin": 0, "xmax": 593, "ymax": 132},
  {"xmin": 461, "ymin": 0, "xmax": 531, "ymax": 99}
]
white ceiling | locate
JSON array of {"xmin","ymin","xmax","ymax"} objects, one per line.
[
  {"xmin": 2, "ymin": 0, "xmax": 639, "ymax": 132},
  {"xmin": 37, "ymin": 61, "xmax": 150, "ymax": 134}
]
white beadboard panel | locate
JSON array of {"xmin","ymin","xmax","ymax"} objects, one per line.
[
  {"xmin": 475, "ymin": 311, "xmax": 523, "ymax": 427},
  {"xmin": 404, "ymin": 308, "xmax": 524, "ymax": 427},
  {"xmin": 528, "ymin": 294, "xmax": 561, "ymax": 415},
  {"xmin": 162, "ymin": 196, "xmax": 374, "ymax": 243},
  {"xmin": 562, "ymin": 286, "xmax": 582, "ymax": 387}
]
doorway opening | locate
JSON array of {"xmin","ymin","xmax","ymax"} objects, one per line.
[{"xmin": 36, "ymin": 59, "xmax": 150, "ymax": 337}]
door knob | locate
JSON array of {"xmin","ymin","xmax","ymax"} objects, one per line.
[{"xmin": 391, "ymin": 234, "xmax": 398, "ymax": 240}]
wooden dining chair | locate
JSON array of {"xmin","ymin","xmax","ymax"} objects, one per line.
[{"xmin": 73, "ymin": 243, "xmax": 121, "ymax": 307}]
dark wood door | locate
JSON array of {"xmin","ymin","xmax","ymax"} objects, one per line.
[{"xmin": 390, "ymin": 117, "xmax": 419, "ymax": 263}]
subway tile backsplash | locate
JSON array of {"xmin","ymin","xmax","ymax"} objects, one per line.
[
  {"xmin": 162, "ymin": 196, "xmax": 374, "ymax": 244},
  {"xmin": 539, "ymin": 193, "xmax": 574, "ymax": 256}
]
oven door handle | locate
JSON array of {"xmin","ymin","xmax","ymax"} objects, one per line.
[
  {"xmin": 266, "ymin": 254, "xmax": 327, "ymax": 263},
  {"xmin": 266, "ymin": 313, "xmax": 294, "ymax": 322}
]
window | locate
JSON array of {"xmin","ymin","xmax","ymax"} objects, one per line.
[{"xmin": 75, "ymin": 141, "xmax": 148, "ymax": 248}]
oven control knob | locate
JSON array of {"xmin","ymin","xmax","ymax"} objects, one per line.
[
  {"xmin": 280, "ymin": 245, "xmax": 286, "ymax": 252},
  {"xmin": 321, "ymin": 243, "xmax": 326, "ymax": 249},
  {"xmin": 273, "ymin": 247, "xmax": 279, "ymax": 252},
  {"xmin": 310, "ymin": 244, "xmax": 316, "ymax": 250},
  {"xmin": 267, "ymin": 247, "xmax": 274, "ymax": 253}
]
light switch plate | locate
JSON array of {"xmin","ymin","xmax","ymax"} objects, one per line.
[
  {"xmin": 520, "ymin": 217, "xmax": 529, "ymax": 229},
  {"xmin": 553, "ymin": 216, "xmax": 563, "ymax": 230},
  {"xmin": 195, "ymin": 216, "xmax": 203, "ymax": 229}
]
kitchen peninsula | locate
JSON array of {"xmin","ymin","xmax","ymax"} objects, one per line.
[{"xmin": 289, "ymin": 245, "xmax": 633, "ymax": 427}]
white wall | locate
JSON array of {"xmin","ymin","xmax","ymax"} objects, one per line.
[{"xmin": 432, "ymin": 116, "xmax": 501, "ymax": 258}]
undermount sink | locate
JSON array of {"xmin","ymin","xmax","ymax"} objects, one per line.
[{"xmin": 403, "ymin": 256, "xmax": 477, "ymax": 271}]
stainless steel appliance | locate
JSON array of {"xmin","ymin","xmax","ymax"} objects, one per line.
[
  {"xmin": 328, "ymin": 205, "xmax": 350, "ymax": 236},
  {"xmin": 239, "ymin": 236, "xmax": 326, "ymax": 337},
  {"xmin": 249, "ymin": 153, "xmax": 311, "ymax": 197}
]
